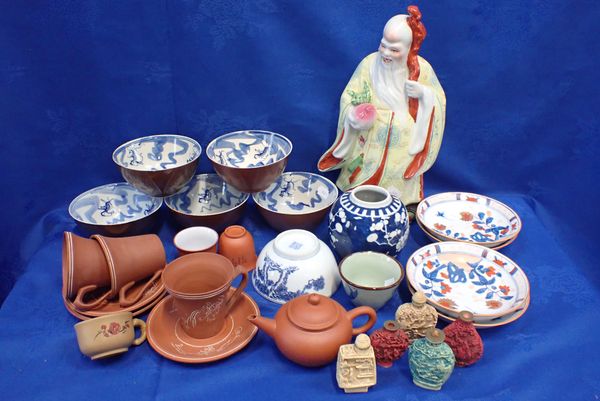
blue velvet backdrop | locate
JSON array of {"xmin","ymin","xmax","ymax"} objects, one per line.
[{"xmin": 1, "ymin": 1, "xmax": 599, "ymax": 400}]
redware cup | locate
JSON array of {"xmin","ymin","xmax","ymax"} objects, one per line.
[
  {"xmin": 173, "ymin": 226, "xmax": 218, "ymax": 257},
  {"xmin": 162, "ymin": 252, "xmax": 248, "ymax": 339},
  {"xmin": 92, "ymin": 234, "xmax": 166, "ymax": 308},
  {"xmin": 218, "ymin": 225, "xmax": 257, "ymax": 272},
  {"xmin": 63, "ymin": 232, "xmax": 113, "ymax": 311}
]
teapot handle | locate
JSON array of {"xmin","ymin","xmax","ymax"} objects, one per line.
[{"xmin": 347, "ymin": 306, "xmax": 377, "ymax": 336}]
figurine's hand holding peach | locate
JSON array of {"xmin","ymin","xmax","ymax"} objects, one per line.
[
  {"xmin": 347, "ymin": 103, "xmax": 377, "ymax": 131},
  {"xmin": 405, "ymin": 80, "xmax": 425, "ymax": 99}
]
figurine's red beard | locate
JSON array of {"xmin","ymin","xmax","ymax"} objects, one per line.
[{"xmin": 371, "ymin": 54, "xmax": 408, "ymax": 114}]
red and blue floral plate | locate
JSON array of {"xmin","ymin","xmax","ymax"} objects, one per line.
[
  {"xmin": 416, "ymin": 192, "xmax": 522, "ymax": 248},
  {"xmin": 406, "ymin": 242, "xmax": 530, "ymax": 322}
]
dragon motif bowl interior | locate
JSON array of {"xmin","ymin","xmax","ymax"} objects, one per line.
[
  {"xmin": 206, "ymin": 130, "xmax": 292, "ymax": 193},
  {"xmin": 112, "ymin": 134, "xmax": 201, "ymax": 196},
  {"xmin": 252, "ymin": 172, "xmax": 338, "ymax": 231},
  {"xmin": 69, "ymin": 182, "xmax": 163, "ymax": 236},
  {"xmin": 165, "ymin": 174, "xmax": 248, "ymax": 231}
]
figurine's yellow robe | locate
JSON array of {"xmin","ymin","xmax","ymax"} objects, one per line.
[{"xmin": 318, "ymin": 53, "xmax": 446, "ymax": 205}]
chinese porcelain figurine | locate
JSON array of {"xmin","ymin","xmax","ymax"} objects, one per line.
[
  {"xmin": 317, "ymin": 5, "xmax": 445, "ymax": 213},
  {"xmin": 443, "ymin": 311, "xmax": 484, "ymax": 367},
  {"xmin": 328, "ymin": 185, "xmax": 409, "ymax": 258},
  {"xmin": 336, "ymin": 334, "xmax": 377, "ymax": 393},
  {"xmin": 395, "ymin": 291, "xmax": 438, "ymax": 341},
  {"xmin": 408, "ymin": 328, "xmax": 455, "ymax": 391},
  {"xmin": 369, "ymin": 320, "xmax": 410, "ymax": 367}
]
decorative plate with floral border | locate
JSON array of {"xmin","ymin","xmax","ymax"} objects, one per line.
[
  {"xmin": 408, "ymin": 282, "xmax": 530, "ymax": 328},
  {"xmin": 416, "ymin": 192, "xmax": 521, "ymax": 247},
  {"xmin": 406, "ymin": 242, "xmax": 530, "ymax": 319},
  {"xmin": 416, "ymin": 217, "xmax": 517, "ymax": 251}
]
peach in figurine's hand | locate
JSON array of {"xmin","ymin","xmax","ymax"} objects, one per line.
[{"xmin": 348, "ymin": 103, "xmax": 377, "ymax": 130}]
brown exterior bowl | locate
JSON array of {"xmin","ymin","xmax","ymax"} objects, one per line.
[
  {"xmin": 206, "ymin": 130, "xmax": 292, "ymax": 193},
  {"xmin": 255, "ymin": 202, "xmax": 333, "ymax": 232},
  {"xmin": 252, "ymin": 172, "xmax": 338, "ymax": 231},
  {"xmin": 165, "ymin": 174, "xmax": 248, "ymax": 232},
  {"xmin": 112, "ymin": 134, "xmax": 201, "ymax": 197},
  {"xmin": 69, "ymin": 182, "xmax": 163, "ymax": 237}
]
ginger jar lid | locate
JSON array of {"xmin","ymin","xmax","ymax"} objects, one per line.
[
  {"xmin": 273, "ymin": 229, "xmax": 320, "ymax": 260},
  {"xmin": 287, "ymin": 294, "xmax": 340, "ymax": 331}
]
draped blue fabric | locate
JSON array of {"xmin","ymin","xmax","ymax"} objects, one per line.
[{"xmin": 1, "ymin": 1, "xmax": 599, "ymax": 400}]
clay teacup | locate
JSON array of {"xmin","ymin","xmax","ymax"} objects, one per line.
[
  {"xmin": 162, "ymin": 253, "xmax": 248, "ymax": 339},
  {"xmin": 218, "ymin": 225, "xmax": 257, "ymax": 272},
  {"xmin": 63, "ymin": 232, "xmax": 113, "ymax": 311},
  {"xmin": 74, "ymin": 311, "xmax": 146, "ymax": 360},
  {"xmin": 173, "ymin": 226, "xmax": 218, "ymax": 257},
  {"xmin": 93, "ymin": 234, "xmax": 166, "ymax": 308}
]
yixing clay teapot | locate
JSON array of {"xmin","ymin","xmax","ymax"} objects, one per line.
[{"xmin": 248, "ymin": 293, "xmax": 377, "ymax": 367}]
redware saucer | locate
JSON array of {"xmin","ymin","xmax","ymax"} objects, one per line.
[
  {"xmin": 146, "ymin": 289, "xmax": 259, "ymax": 363},
  {"xmin": 64, "ymin": 289, "xmax": 166, "ymax": 320},
  {"xmin": 63, "ymin": 274, "xmax": 165, "ymax": 318}
]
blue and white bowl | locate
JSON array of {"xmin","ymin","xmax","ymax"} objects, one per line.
[
  {"xmin": 253, "ymin": 229, "xmax": 340, "ymax": 304},
  {"xmin": 329, "ymin": 185, "xmax": 410, "ymax": 258},
  {"xmin": 69, "ymin": 182, "xmax": 163, "ymax": 236},
  {"xmin": 165, "ymin": 174, "xmax": 249, "ymax": 231},
  {"xmin": 206, "ymin": 130, "xmax": 292, "ymax": 193},
  {"xmin": 252, "ymin": 172, "xmax": 338, "ymax": 231},
  {"xmin": 112, "ymin": 134, "xmax": 201, "ymax": 197}
]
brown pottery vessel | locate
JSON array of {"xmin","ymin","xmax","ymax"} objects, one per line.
[
  {"xmin": 93, "ymin": 234, "xmax": 166, "ymax": 307},
  {"xmin": 162, "ymin": 253, "xmax": 248, "ymax": 339},
  {"xmin": 218, "ymin": 225, "xmax": 257, "ymax": 271},
  {"xmin": 248, "ymin": 293, "xmax": 377, "ymax": 367},
  {"xmin": 63, "ymin": 232, "xmax": 113, "ymax": 311}
]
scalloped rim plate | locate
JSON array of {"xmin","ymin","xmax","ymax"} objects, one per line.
[
  {"xmin": 417, "ymin": 192, "xmax": 522, "ymax": 247},
  {"xmin": 406, "ymin": 242, "xmax": 530, "ymax": 319}
]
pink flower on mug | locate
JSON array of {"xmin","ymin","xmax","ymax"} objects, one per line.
[{"xmin": 108, "ymin": 322, "xmax": 121, "ymax": 335}]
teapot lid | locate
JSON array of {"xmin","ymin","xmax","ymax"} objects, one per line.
[{"xmin": 287, "ymin": 294, "xmax": 340, "ymax": 331}]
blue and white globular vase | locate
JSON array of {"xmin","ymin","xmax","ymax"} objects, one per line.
[
  {"xmin": 252, "ymin": 229, "xmax": 340, "ymax": 304},
  {"xmin": 328, "ymin": 185, "xmax": 409, "ymax": 258}
]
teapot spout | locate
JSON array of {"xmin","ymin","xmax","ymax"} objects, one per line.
[{"xmin": 247, "ymin": 314, "xmax": 276, "ymax": 339}]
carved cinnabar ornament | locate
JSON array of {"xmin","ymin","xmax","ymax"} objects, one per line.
[
  {"xmin": 443, "ymin": 310, "xmax": 483, "ymax": 367},
  {"xmin": 369, "ymin": 320, "xmax": 410, "ymax": 367},
  {"xmin": 395, "ymin": 291, "xmax": 438, "ymax": 341}
]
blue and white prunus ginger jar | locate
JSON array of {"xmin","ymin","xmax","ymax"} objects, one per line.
[{"xmin": 328, "ymin": 185, "xmax": 409, "ymax": 258}]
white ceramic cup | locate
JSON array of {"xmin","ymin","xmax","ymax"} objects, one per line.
[
  {"xmin": 173, "ymin": 226, "xmax": 219, "ymax": 256},
  {"xmin": 339, "ymin": 251, "xmax": 404, "ymax": 309}
]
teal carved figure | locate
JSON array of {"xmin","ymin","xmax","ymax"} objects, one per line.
[{"xmin": 408, "ymin": 328, "xmax": 455, "ymax": 391}]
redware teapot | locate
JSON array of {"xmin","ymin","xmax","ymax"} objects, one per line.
[{"xmin": 248, "ymin": 293, "xmax": 377, "ymax": 367}]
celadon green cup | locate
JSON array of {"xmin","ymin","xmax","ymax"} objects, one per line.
[{"xmin": 339, "ymin": 252, "xmax": 404, "ymax": 309}]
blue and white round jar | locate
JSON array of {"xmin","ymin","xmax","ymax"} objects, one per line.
[{"xmin": 328, "ymin": 185, "xmax": 409, "ymax": 258}]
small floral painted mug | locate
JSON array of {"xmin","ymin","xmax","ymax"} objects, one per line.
[{"xmin": 74, "ymin": 311, "xmax": 146, "ymax": 360}]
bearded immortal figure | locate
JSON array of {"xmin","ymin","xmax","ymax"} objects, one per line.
[{"xmin": 318, "ymin": 6, "xmax": 446, "ymax": 212}]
